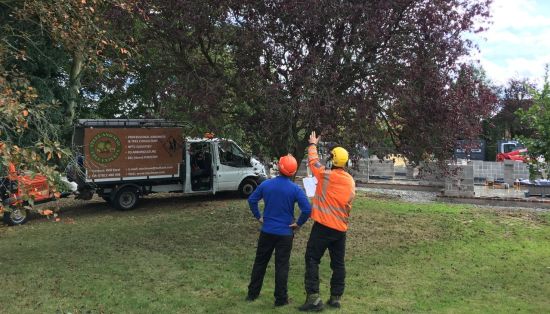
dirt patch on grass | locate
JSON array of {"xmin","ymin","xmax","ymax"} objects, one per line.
[{"xmin": 488, "ymin": 209, "xmax": 550, "ymax": 227}]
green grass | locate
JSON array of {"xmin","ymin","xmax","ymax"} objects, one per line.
[{"xmin": 0, "ymin": 192, "xmax": 549, "ymax": 313}]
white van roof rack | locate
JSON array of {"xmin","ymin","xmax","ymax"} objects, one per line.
[{"xmin": 76, "ymin": 119, "xmax": 181, "ymax": 128}]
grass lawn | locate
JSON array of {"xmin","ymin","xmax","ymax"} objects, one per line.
[{"xmin": 0, "ymin": 192, "xmax": 549, "ymax": 313}]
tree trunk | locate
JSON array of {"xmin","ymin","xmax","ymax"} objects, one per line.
[
  {"xmin": 292, "ymin": 136, "xmax": 309, "ymax": 179},
  {"xmin": 66, "ymin": 50, "xmax": 84, "ymax": 126},
  {"xmin": 504, "ymin": 128, "xmax": 511, "ymax": 140}
]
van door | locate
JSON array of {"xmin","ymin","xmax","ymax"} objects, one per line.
[
  {"xmin": 183, "ymin": 142, "xmax": 192, "ymax": 193},
  {"xmin": 211, "ymin": 142, "xmax": 218, "ymax": 194},
  {"xmin": 216, "ymin": 140, "xmax": 248, "ymax": 191},
  {"xmin": 189, "ymin": 141, "xmax": 214, "ymax": 192}
]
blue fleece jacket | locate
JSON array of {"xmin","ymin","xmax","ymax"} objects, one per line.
[{"xmin": 248, "ymin": 176, "xmax": 311, "ymax": 236}]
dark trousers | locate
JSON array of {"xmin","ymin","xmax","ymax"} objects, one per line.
[
  {"xmin": 248, "ymin": 231, "xmax": 294, "ymax": 302},
  {"xmin": 304, "ymin": 222, "xmax": 346, "ymax": 296}
]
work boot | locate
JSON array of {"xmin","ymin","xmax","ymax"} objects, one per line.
[
  {"xmin": 298, "ymin": 293, "xmax": 324, "ymax": 312},
  {"xmin": 327, "ymin": 295, "xmax": 341, "ymax": 308},
  {"xmin": 245, "ymin": 294, "xmax": 258, "ymax": 302}
]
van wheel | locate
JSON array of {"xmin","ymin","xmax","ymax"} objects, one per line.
[
  {"xmin": 238, "ymin": 179, "xmax": 257, "ymax": 198},
  {"xmin": 3, "ymin": 207, "xmax": 29, "ymax": 226},
  {"xmin": 114, "ymin": 187, "xmax": 139, "ymax": 211}
]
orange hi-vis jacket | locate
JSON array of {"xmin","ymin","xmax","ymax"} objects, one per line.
[{"xmin": 307, "ymin": 144, "xmax": 356, "ymax": 232}]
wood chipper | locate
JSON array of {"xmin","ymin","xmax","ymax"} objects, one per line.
[{"xmin": 0, "ymin": 164, "xmax": 70, "ymax": 225}]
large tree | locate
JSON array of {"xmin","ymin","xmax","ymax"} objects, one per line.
[
  {"xmin": 0, "ymin": 0, "xmax": 138, "ymax": 192},
  {"xmin": 8, "ymin": 0, "xmax": 140, "ymax": 127},
  {"xmin": 484, "ymin": 78, "xmax": 534, "ymax": 138},
  {"xmin": 226, "ymin": 0, "xmax": 496, "ymax": 164}
]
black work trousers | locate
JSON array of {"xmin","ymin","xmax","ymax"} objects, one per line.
[
  {"xmin": 248, "ymin": 231, "xmax": 294, "ymax": 302},
  {"xmin": 304, "ymin": 222, "xmax": 346, "ymax": 296}
]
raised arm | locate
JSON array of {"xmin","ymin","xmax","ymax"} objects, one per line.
[{"xmin": 307, "ymin": 131, "xmax": 325, "ymax": 180}]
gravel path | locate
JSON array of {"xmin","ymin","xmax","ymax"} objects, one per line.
[
  {"xmin": 357, "ymin": 187, "xmax": 438, "ymax": 203},
  {"xmin": 357, "ymin": 186, "xmax": 550, "ymax": 212}
]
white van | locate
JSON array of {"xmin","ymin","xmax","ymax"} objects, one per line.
[{"xmin": 70, "ymin": 119, "xmax": 266, "ymax": 210}]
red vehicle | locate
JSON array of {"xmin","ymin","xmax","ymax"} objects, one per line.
[
  {"xmin": 496, "ymin": 148, "xmax": 528, "ymax": 162},
  {"xmin": 495, "ymin": 140, "xmax": 528, "ymax": 163},
  {"xmin": 0, "ymin": 164, "xmax": 61, "ymax": 225}
]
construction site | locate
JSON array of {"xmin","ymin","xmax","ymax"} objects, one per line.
[{"xmin": 297, "ymin": 157, "xmax": 550, "ymax": 210}]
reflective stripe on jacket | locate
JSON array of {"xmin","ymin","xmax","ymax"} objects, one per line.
[{"xmin": 308, "ymin": 144, "xmax": 355, "ymax": 232}]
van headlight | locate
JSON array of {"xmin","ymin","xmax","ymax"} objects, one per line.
[{"xmin": 250, "ymin": 158, "xmax": 267, "ymax": 176}]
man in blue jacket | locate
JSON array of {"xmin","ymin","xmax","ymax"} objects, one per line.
[{"xmin": 246, "ymin": 154, "xmax": 311, "ymax": 307}]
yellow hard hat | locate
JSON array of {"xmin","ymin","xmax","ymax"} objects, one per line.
[{"xmin": 331, "ymin": 147, "xmax": 349, "ymax": 168}]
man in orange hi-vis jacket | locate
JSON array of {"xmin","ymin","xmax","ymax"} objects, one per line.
[{"xmin": 299, "ymin": 131, "xmax": 356, "ymax": 312}]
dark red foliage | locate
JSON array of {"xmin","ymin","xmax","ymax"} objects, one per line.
[
  {"xmin": 229, "ymin": 0, "xmax": 496, "ymax": 162},
  {"xmin": 135, "ymin": 0, "xmax": 497, "ymax": 163}
]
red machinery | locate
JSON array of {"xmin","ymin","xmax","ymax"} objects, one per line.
[
  {"xmin": 496, "ymin": 148, "xmax": 528, "ymax": 162},
  {"xmin": 0, "ymin": 164, "xmax": 59, "ymax": 225}
]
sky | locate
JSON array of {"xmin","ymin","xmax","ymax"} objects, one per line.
[{"xmin": 469, "ymin": 0, "xmax": 550, "ymax": 86}]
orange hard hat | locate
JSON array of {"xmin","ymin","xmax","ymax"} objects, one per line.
[{"xmin": 278, "ymin": 154, "xmax": 298, "ymax": 177}]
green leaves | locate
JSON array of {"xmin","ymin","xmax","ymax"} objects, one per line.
[{"xmin": 516, "ymin": 66, "xmax": 550, "ymax": 178}]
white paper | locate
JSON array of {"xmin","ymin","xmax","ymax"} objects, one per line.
[{"xmin": 303, "ymin": 176, "xmax": 318, "ymax": 198}]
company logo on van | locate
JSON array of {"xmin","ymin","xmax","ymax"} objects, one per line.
[{"xmin": 89, "ymin": 132, "xmax": 122, "ymax": 164}]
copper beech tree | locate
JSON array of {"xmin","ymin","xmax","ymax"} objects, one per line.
[
  {"xmin": 135, "ymin": 0, "xmax": 497, "ymax": 164},
  {"xmin": 229, "ymin": 0, "xmax": 497, "ymax": 164}
]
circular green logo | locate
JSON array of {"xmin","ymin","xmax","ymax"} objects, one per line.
[{"xmin": 89, "ymin": 132, "xmax": 122, "ymax": 164}]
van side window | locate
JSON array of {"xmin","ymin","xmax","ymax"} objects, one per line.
[{"xmin": 218, "ymin": 141, "xmax": 249, "ymax": 167}]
